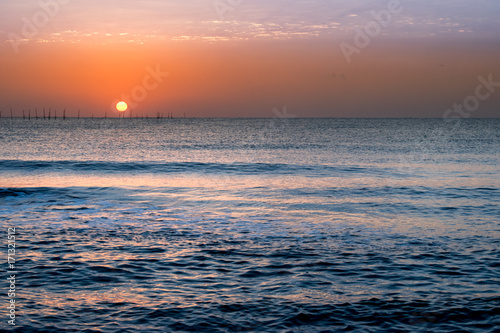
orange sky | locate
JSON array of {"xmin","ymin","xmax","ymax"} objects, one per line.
[
  {"xmin": 1, "ymin": 0, "xmax": 500, "ymax": 117},
  {"xmin": 1, "ymin": 37, "xmax": 499, "ymax": 118}
]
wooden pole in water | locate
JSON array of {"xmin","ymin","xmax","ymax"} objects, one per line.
[
  {"xmin": 23, "ymin": 110, "xmax": 25, "ymax": 120},
  {"xmin": 78, "ymin": 109, "xmax": 80, "ymax": 119},
  {"xmin": 43, "ymin": 108, "xmax": 46, "ymax": 120},
  {"xmin": 35, "ymin": 108, "xmax": 38, "ymax": 119},
  {"xmin": 54, "ymin": 109, "xmax": 57, "ymax": 120},
  {"xmin": 28, "ymin": 109, "xmax": 31, "ymax": 120},
  {"xmin": 48, "ymin": 108, "xmax": 51, "ymax": 120},
  {"xmin": 63, "ymin": 109, "xmax": 66, "ymax": 120}
]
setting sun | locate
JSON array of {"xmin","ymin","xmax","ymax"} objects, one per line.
[{"xmin": 116, "ymin": 101, "xmax": 128, "ymax": 112}]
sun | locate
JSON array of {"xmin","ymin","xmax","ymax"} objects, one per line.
[{"xmin": 116, "ymin": 101, "xmax": 128, "ymax": 112}]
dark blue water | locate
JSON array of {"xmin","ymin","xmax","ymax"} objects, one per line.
[{"xmin": 1, "ymin": 118, "xmax": 499, "ymax": 332}]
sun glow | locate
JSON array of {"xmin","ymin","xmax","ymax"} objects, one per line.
[{"xmin": 116, "ymin": 101, "xmax": 128, "ymax": 112}]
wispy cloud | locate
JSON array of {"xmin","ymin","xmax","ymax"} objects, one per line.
[{"xmin": 1, "ymin": 0, "xmax": 499, "ymax": 45}]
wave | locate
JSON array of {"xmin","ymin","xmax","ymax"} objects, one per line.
[
  {"xmin": 0, "ymin": 187, "xmax": 65, "ymax": 198},
  {"xmin": 0, "ymin": 186, "xmax": 124, "ymax": 201},
  {"xmin": 0, "ymin": 159, "xmax": 393, "ymax": 176}
]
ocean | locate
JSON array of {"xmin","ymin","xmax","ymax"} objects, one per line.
[{"xmin": 1, "ymin": 118, "xmax": 499, "ymax": 332}]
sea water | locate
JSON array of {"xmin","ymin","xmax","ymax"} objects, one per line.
[{"xmin": 0, "ymin": 118, "xmax": 499, "ymax": 332}]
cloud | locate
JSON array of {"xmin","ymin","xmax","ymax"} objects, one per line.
[{"xmin": 1, "ymin": 0, "xmax": 499, "ymax": 45}]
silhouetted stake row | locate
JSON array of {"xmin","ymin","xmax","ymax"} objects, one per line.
[{"xmin": 0, "ymin": 110, "xmax": 182, "ymax": 119}]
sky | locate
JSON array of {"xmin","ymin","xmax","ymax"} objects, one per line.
[{"xmin": 0, "ymin": 0, "xmax": 499, "ymax": 117}]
